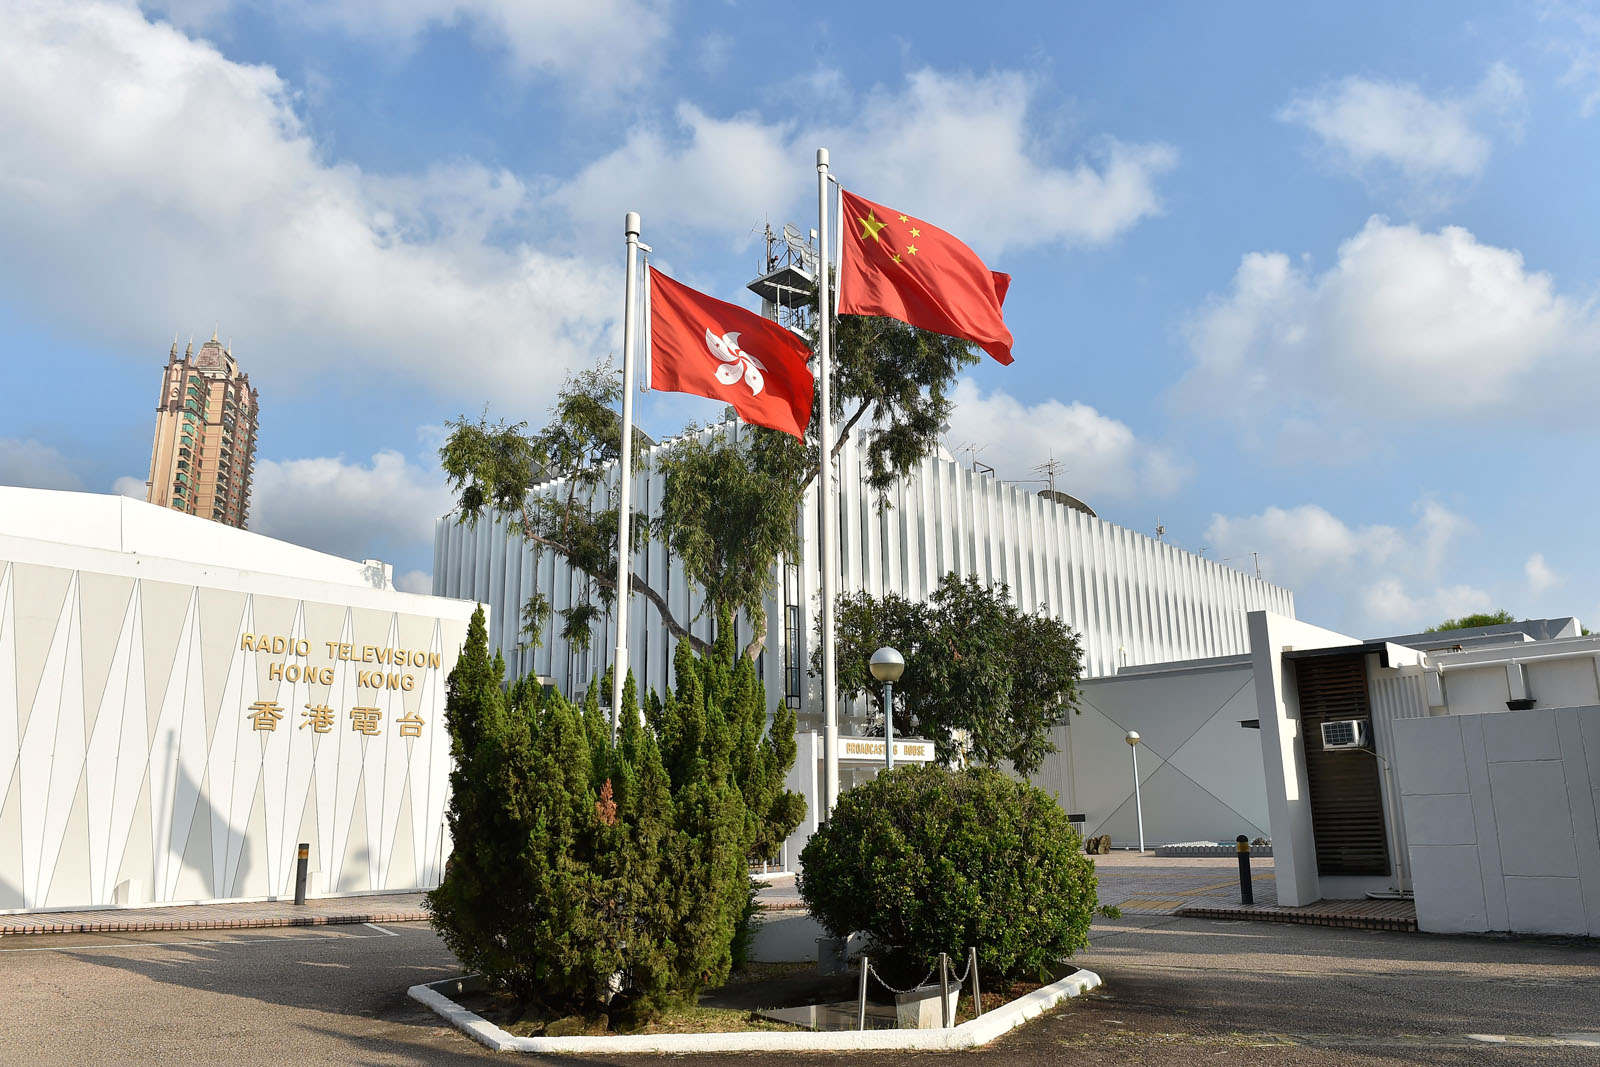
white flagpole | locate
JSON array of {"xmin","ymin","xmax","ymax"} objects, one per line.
[
  {"xmin": 611, "ymin": 210, "xmax": 642, "ymax": 739},
  {"xmin": 816, "ymin": 149, "xmax": 840, "ymax": 820}
]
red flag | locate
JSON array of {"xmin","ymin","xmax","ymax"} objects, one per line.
[
  {"xmin": 648, "ymin": 267, "xmax": 814, "ymax": 439},
  {"xmin": 836, "ymin": 189, "xmax": 1014, "ymax": 365}
]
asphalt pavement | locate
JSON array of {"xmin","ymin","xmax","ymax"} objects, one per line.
[{"xmin": 2, "ymin": 913, "xmax": 1597, "ymax": 1065}]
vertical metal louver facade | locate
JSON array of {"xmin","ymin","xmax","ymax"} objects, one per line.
[{"xmin": 434, "ymin": 424, "xmax": 1297, "ymax": 724}]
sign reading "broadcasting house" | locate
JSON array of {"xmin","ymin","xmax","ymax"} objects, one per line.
[{"xmin": 839, "ymin": 738, "xmax": 937, "ymax": 763}]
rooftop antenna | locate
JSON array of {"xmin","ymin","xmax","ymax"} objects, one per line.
[
  {"xmin": 954, "ymin": 441, "xmax": 994, "ymax": 477},
  {"xmin": 746, "ymin": 220, "xmax": 818, "ymax": 332},
  {"xmin": 1223, "ymin": 551, "xmax": 1263, "ymax": 580},
  {"xmin": 1154, "ymin": 518, "xmax": 1166, "ymax": 542},
  {"xmin": 1032, "ymin": 452, "xmax": 1068, "ymax": 497}
]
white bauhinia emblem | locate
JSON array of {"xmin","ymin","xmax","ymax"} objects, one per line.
[{"xmin": 705, "ymin": 328, "xmax": 766, "ymax": 396}]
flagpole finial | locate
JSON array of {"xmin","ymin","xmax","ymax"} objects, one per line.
[
  {"xmin": 816, "ymin": 147, "xmax": 829, "ymax": 168},
  {"xmin": 625, "ymin": 211, "xmax": 640, "ymax": 238}
]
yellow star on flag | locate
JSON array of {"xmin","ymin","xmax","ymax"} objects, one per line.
[
  {"xmin": 897, "ymin": 214, "xmax": 908, "ymax": 222},
  {"xmin": 906, "ymin": 244, "xmax": 918, "ymax": 256},
  {"xmin": 909, "ymin": 227, "xmax": 921, "ymax": 237},
  {"xmin": 891, "ymin": 253, "xmax": 903, "ymax": 264},
  {"xmin": 857, "ymin": 210, "xmax": 887, "ymax": 242}
]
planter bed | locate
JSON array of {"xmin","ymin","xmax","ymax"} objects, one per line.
[{"xmin": 411, "ymin": 963, "xmax": 1102, "ymax": 1053}]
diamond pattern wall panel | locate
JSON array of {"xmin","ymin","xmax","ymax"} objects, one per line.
[
  {"xmin": 0, "ymin": 552, "xmax": 466, "ymax": 912},
  {"xmin": 1036, "ymin": 663, "xmax": 1272, "ymax": 846}
]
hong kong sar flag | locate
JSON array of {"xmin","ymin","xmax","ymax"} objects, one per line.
[{"xmin": 648, "ymin": 266, "xmax": 815, "ymax": 439}]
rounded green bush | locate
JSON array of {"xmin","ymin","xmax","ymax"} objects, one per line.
[{"xmin": 798, "ymin": 764, "xmax": 1097, "ymax": 982}]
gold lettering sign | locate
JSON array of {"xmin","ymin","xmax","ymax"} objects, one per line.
[{"xmin": 239, "ymin": 629, "xmax": 443, "ymax": 694}]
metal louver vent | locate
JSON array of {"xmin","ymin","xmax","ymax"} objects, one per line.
[{"xmin": 1294, "ymin": 655, "xmax": 1390, "ymax": 876}]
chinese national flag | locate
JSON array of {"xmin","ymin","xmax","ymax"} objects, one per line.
[
  {"xmin": 837, "ymin": 189, "xmax": 1014, "ymax": 365},
  {"xmin": 648, "ymin": 267, "xmax": 815, "ymax": 439}
]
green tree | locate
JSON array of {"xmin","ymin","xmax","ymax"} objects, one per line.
[
  {"xmin": 1425, "ymin": 609, "xmax": 1516, "ymax": 632},
  {"xmin": 438, "ymin": 364, "xmax": 653, "ymax": 653},
  {"xmin": 648, "ymin": 622, "xmax": 808, "ymax": 992},
  {"xmin": 818, "ymin": 572, "xmax": 1084, "ymax": 775},
  {"xmin": 438, "ymin": 299, "xmax": 979, "ymax": 659},
  {"xmin": 428, "ymin": 609, "xmax": 805, "ymax": 1019}
]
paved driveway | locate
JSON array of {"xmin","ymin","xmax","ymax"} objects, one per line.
[
  {"xmin": 4, "ymin": 912, "xmax": 1597, "ymax": 1065},
  {"xmin": 1088, "ymin": 854, "xmax": 1275, "ymax": 914},
  {"xmin": 0, "ymin": 922, "xmax": 493, "ymax": 1065}
]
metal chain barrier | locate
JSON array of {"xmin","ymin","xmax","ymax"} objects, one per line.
[
  {"xmin": 855, "ymin": 946, "xmax": 985, "ymax": 1030},
  {"xmin": 864, "ymin": 961, "xmax": 936, "ymax": 996}
]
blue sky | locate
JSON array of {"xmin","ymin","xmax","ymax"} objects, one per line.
[{"xmin": 1, "ymin": 0, "xmax": 1597, "ymax": 635}]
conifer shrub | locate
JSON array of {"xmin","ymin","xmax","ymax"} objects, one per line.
[
  {"xmin": 426, "ymin": 608, "xmax": 805, "ymax": 1020},
  {"xmin": 798, "ymin": 764, "xmax": 1096, "ymax": 983}
]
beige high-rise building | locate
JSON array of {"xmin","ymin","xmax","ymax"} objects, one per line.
[{"xmin": 144, "ymin": 333, "xmax": 259, "ymax": 528}]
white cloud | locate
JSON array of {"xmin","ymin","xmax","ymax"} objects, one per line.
[
  {"xmin": 1544, "ymin": 2, "xmax": 1600, "ymax": 116},
  {"xmin": 1280, "ymin": 65, "xmax": 1522, "ymax": 199},
  {"xmin": 0, "ymin": 1, "xmax": 615, "ymax": 405},
  {"xmin": 550, "ymin": 70, "xmax": 1177, "ymax": 257},
  {"xmin": 113, "ymin": 476, "xmax": 148, "ymax": 499},
  {"xmin": 1178, "ymin": 217, "xmax": 1598, "ymax": 439},
  {"xmin": 1359, "ymin": 578, "xmax": 1494, "ymax": 632},
  {"xmin": 942, "ymin": 379, "xmax": 1186, "ymax": 503},
  {"xmin": 142, "ymin": 0, "xmax": 671, "ymax": 93},
  {"xmin": 1525, "ymin": 552, "xmax": 1561, "ymax": 594},
  {"xmin": 0, "ymin": 438, "xmax": 82, "ymax": 490},
  {"xmin": 249, "ymin": 449, "xmax": 451, "ymax": 564},
  {"xmin": 1205, "ymin": 497, "xmax": 1481, "ymax": 634},
  {"xmin": 394, "ymin": 569, "xmax": 434, "ymax": 595}
]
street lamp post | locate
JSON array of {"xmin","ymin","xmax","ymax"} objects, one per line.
[
  {"xmin": 1125, "ymin": 730, "xmax": 1146, "ymax": 853},
  {"xmin": 869, "ymin": 647, "xmax": 905, "ymax": 772}
]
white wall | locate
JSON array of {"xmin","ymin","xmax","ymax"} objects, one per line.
[
  {"xmin": 0, "ymin": 493, "xmax": 477, "ymax": 912},
  {"xmin": 1395, "ymin": 707, "xmax": 1600, "ymax": 936},
  {"xmin": 1427, "ymin": 636, "xmax": 1600, "ymax": 716},
  {"xmin": 0, "ymin": 487, "xmax": 398, "ymax": 592},
  {"xmin": 1028, "ymin": 657, "xmax": 1269, "ymax": 846}
]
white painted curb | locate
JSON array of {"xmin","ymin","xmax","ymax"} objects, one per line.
[{"xmin": 409, "ymin": 966, "xmax": 1101, "ymax": 1054}]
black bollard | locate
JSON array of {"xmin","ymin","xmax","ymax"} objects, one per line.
[
  {"xmin": 1236, "ymin": 835, "xmax": 1253, "ymax": 905},
  {"xmin": 294, "ymin": 842, "xmax": 310, "ymax": 905}
]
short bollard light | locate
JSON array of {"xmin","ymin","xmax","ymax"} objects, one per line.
[
  {"xmin": 869, "ymin": 646, "xmax": 905, "ymax": 771},
  {"xmin": 294, "ymin": 842, "xmax": 310, "ymax": 906},
  {"xmin": 1236, "ymin": 834, "xmax": 1253, "ymax": 905}
]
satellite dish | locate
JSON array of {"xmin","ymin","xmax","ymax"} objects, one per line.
[{"xmin": 781, "ymin": 222, "xmax": 816, "ymax": 270}]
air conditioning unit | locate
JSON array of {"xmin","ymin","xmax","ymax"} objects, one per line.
[{"xmin": 1320, "ymin": 719, "xmax": 1370, "ymax": 750}]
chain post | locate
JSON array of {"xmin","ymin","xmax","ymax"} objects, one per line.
[
  {"xmin": 938, "ymin": 951, "xmax": 951, "ymax": 1027},
  {"xmin": 857, "ymin": 954, "xmax": 870, "ymax": 1031},
  {"xmin": 969, "ymin": 946, "xmax": 982, "ymax": 1018}
]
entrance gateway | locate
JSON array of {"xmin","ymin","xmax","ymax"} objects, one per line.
[{"xmin": 1287, "ymin": 651, "xmax": 1391, "ymax": 877}]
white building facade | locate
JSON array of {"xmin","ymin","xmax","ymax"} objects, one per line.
[
  {"xmin": 0, "ymin": 488, "xmax": 476, "ymax": 912},
  {"xmin": 433, "ymin": 425, "xmax": 1294, "ymax": 844},
  {"xmin": 1247, "ymin": 611, "xmax": 1600, "ymax": 936}
]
